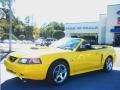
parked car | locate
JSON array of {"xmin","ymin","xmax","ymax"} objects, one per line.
[
  {"xmin": 3, "ymin": 39, "xmax": 16, "ymax": 44},
  {"xmin": 4, "ymin": 37, "xmax": 116, "ymax": 85},
  {"xmin": 45, "ymin": 38, "xmax": 57, "ymax": 46},
  {"xmin": 3, "ymin": 39, "xmax": 9, "ymax": 44},
  {"xmin": 27, "ymin": 40, "xmax": 33, "ymax": 44},
  {"xmin": 35, "ymin": 39, "xmax": 46, "ymax": 46},
  {"xmin": 11, "ymin": 40, "xmax": 16, "ymax": 44},
  {"xmin": 16, "ymin": 40, "xmax": 22, "ymax": 44}
]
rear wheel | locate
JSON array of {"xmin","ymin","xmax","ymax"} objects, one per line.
[
  {"xmin": 103, "ymin": 57, "xmax": 113, "ymax": 72},
  {"xmin": 46, "ymin": 61, "xmax": 69, "ymax": 85}
]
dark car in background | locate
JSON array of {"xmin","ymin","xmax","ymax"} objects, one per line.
[
  {"xmin": 35, "ymin": 38, "xmax": 57, "ymax": 46},
  {"xmin": 45, "ymin": 38, "xmax": 57, "ymax": 46}
]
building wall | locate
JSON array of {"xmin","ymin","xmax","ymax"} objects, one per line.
[
  {"xmin": 64, "ymin": 4, "xmax": 120, "ymax": 44},
  {"xmin": 106, "ymin": 4, "xmax": 120, "ymax": 44},
  {"xmin": 98, "ymin": 14, "xmax": 107, "ymax": 44},
  {"xmin": 64, "ymin": 22, "xmax": 100, "ymax": 43}
]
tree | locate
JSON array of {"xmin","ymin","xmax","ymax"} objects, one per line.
[
  {"xmin": 32, "ymin": 27, "xmax": 41, "ymax": 40},
  {"xmin": 24, "ymin": 25, "xmax": 34, "ymax": 40},
  {"xmin": 47, "ymin": 22, "xmax": 64, "ymax": 31},
  {"xmin": 24, "ymin": 16, "xmax": 30, "ymax": 25},
  {"xmin": 0, "ymin": 0, "xmax": 15, "ymax": 20},
  {"xmin": 41, "ymin": 21, "xmax": 65, "ymax": 38},
  {"xmin": 24, "ymin": 16, "xmax": 34, "ymax": 40},
  {"xmin": 0, "ymin": 27, "xmax": 4, "ymax": 39},
  {"xmin": 0, "ymin": 18, "xmax": 9, "ymax": 33},
  {"xmin": 0, "ymin": 0, "xmax": 33, "ymax": 40},
  {"xmin": 0, "ymin": 0, "xmax": 21, "ymax": 40},
  {"xmin": 13, "ymin": 24, "xmax": 24, "ymax": 38},
  {"xmin": 1, "ymin": 33, "xmax": 18, "ymax": 40},
  {"xmin": 52, "ymin": 30, "xmax": 65, "ymax": 39},
  {"xmin": 0, "ymin": 16, "xmax": 25, "ymax": 40}
]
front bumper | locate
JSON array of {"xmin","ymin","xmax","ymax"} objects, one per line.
[{"xmin": 4, "ymin": 59, "xmax": 47, "ymax": 80}]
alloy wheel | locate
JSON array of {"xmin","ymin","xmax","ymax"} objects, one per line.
[
  {"xmin": 53, "ymin": 64, "xmax": 67, "ymax": 84},
  {"xmin": 106, "ymin": 58, "xmax": 113, "ymax": 71}
]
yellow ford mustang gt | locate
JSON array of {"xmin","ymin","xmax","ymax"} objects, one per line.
[{"xmin": 4, "ymin": 38, "xmax": 116, "ymax": 85}]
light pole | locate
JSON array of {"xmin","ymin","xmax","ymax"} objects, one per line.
[{"xmin": 8, "ymin": 0, "xmax": 12, "ymax": 52}]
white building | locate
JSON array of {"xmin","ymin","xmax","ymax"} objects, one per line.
[{"xmin": 64, "ymin": 4, "xmax": 120, "ymax": 45}]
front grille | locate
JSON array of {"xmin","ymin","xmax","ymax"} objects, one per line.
[{"xmin": 9, "ymin": 56, "xmax": 17, "ymax": 62}]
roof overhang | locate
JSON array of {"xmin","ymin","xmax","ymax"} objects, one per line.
[{"xmin": 111, "ymin": 28, "xmax": 120, "ymax": 32}]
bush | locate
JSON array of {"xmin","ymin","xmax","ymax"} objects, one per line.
[{"xmin": 19, "ymin": 35, "xmax": 25, "ymax": 40}]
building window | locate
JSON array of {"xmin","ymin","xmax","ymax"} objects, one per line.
[
  {"xmin": 94, "ymin": 26, "xmax": 98, "ymax": 29},
  {"xmin": 77, "ymin": 27, "xmax": 81, "ymax": 29},
  {"xmin": 73, "ymin": 27, "xmax": 75, "ymax": 30}
]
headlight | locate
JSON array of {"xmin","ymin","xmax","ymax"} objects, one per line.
[{"xmin": 19, "ymin": 58, "xmax": 42, "ymax": 64}]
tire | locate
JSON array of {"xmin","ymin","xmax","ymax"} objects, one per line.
[
  {"xmin": 103, "ymin": 57, "xmax": 113, "ymax": 72},
  {"xmin": 46, "ymin": 61, "xmax": 69, "ymax": 85}
]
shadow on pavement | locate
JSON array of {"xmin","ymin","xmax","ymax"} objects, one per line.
[{"xmin": 1, "ymin": 70, "xmax": 120, "ymax": 90}]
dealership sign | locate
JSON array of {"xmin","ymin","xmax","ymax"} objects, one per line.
[
  {"xmin": 117, "ymin": 17, "xmax": 120, "ymax": 25},
  {"xmin": 117, "ymin": 10, "xmax": 120, "ymax": 25},
  {"xmin": 66, "ymin": 26, "xmax": 98, "ymax": 30}
]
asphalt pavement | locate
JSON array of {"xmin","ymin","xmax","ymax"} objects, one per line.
[{"xmin": 0, "ymin": 47, "xmax": 120, "ymax": 90}]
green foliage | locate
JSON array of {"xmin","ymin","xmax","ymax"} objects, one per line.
[
  {"xmin": 19, "ymin": 34, "xmax": 25, "ymax": 40},
  {"xmin": 1, "ymin": 33, "xmax": 18, "ymax": 40},
  {"xmin": 0, "ymin": 19, "xmax": 9, "ymax": 33},
  {"xmin": 32, "ymin": 27, "xmax": 41, "ymax": 40},
  {"xmin": 0, "ymin": 28, "xmax": 4, "ymax": 39},
  {"xmin": 0, "ymin": 17, "xmax": 35, "ymax": 40},
  {"xmin": 0, "ymin": 5, "xmax": 34, "ymax": 40},
  {"xmin": 0, "ymin": 1, "xmax": 65, "ymax": 40},
  {"xmin": 52, "ymin": 30, "xmax": 65, "ymax": 39},
  {"xmin": 41, "ymin": 22, "xmax": 65, "ymax": 38},
  {"xmin": 24, "ymin": 26, "xmax": 34, "ymax": 40},
  {"xmin": 45, "ymin": 21, "xmax": 64, "ymax": 31}
]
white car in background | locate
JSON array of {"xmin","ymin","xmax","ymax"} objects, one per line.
[
  {"xmin": 35, "ymin": 39, "xmax": 46, "ymax": 46},
  {"xmin": 16, "ymin": 40, "xmax": 22, "ymax": 44},
  {"xmin": 3, "ymin": 39, "xmax": 16, "ymax": 44},
  {"xmin": 27, "ymin": 40, "xmax": 33, "ymax": 44},
  {"xmin": 3, "ymin": 39, "xmax": 9, "ymax": 44},
  {"xmin": 11, "ymin": 40, "xmax": 16, "ymax": 44}
]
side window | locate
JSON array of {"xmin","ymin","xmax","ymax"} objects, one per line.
[
  {"xmin": 77, "ymin": 41, "xmax": 92, "ymax": 51},
  {"xmin": 80, "ymin": 41, "xmax": 88, "ymax": 49}
]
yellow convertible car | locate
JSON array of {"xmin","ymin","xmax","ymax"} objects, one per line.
[{"xmin": 4, "ymin": 38, "xmax": 116, "ymax": 85}]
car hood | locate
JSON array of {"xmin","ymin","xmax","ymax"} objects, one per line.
[{"xmin": 8, "ymin": 48, "xmax": 70, "ymax": 58}]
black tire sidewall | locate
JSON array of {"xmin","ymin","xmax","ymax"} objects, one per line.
[
  {"xmin": 104, "ymin": 57, "xmax": 113, "ymax": 72},
  {"xmin": 46, "ymin": 61, "xmax": 69, "ymax": 85}
]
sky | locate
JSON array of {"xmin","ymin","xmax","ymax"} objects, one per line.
[{"xmin": 14, "ymin": 0, "xmax": 120, "ymax": 27}]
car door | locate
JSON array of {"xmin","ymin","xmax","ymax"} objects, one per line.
[{"xmin": 74, "ymin": 41, "xmax": 102, "ymax": 72}]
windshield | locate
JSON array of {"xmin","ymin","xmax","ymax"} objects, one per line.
[{"xmin": 49, "ymin": 38, "xmax": 80, "ymax": 50}]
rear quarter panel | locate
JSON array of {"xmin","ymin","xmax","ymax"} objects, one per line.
[{"xmin": 97, "ymin": 47, "xmax": 116, "ymax": 65}]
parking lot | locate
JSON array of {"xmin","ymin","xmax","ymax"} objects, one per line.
[{"xmin": 0, "ymin": 47, "xmax": 120, "ymax": 90}]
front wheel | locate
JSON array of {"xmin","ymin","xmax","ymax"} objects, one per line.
[
  {"xmin": 46, "ymin": 61, "xmax": 69, "ymax": 85},
  {"xmin": 103, "ymin": 57, "xmax": 113, "ymax": 72}
]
